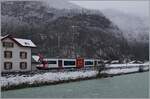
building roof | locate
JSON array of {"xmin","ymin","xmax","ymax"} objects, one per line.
[
  {"xmin": 14, "ymin": 38, "xmax": 36, "ymax": 47},
  {"xmin": 1, "ymin": 35, "xmax": 36, "ymax": 48}
]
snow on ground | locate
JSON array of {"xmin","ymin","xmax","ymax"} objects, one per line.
[
  {"xmin": 0, "ymin": 70, "xmax": 98, "ymax": 87},
  {"xmin": 142, "ymin": 66, "xmax": 149, "ymax": 70},
  {"xmin": 143, "ymin": 61, "xmax": 150, "ymax": 65},
  {"xmin": 102, "ymin": 68, "xmax": 139, "ymax": 74},
  {"xmin": 106, "ymin": 63, "xmax": 149, "ymax": 68},
  {"xmin": 102, "ymin": 66, "xmax": 149, "ymax": 74}
]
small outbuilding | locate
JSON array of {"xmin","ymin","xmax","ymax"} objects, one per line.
[{"xmin": 1, "ymin": 35, "xmax": 36, "ymax": 72}]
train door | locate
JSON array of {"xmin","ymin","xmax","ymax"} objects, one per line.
[
  {"xmin": 94, "ymin": 60, "xmax": 97, "ymax": 70},
  {"xmin": 58, "ymin": 60, "xmax": 63, "ymax": 69},
  {"xmin": 76, "ymin": 58, "xmax": 84, "ymax": 69},
  {"xmin": 94, "ymin": 60, "xmax": 97, "ymax": 66}
]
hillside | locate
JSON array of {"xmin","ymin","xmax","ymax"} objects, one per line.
[
  {"xmin": 1, "ymin": 1, "xmax": 147, "ymax": 61},
  {"xmin": 102, "ymin": 9, "xmax": 149, "ymax": 44},
  {"xmin": 101, "ymin": 9, "xmax": 149, "ymax": 60}
]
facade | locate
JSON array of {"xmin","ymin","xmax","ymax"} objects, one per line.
[{"xmin": 1, "ymin": 35, "xmax": 36, "ymax": 72}]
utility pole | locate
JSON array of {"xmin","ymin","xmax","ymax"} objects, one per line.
[
  {"xmin": 57, "ymin": 32, "xmax": 60, "ymax": 58},
  {"xmin": 72, "ymin": 25, "xmax": 79, "ymax": 58}
]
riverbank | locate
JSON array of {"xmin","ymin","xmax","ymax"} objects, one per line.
[
  {"xmin": 1, "ymin": 70, "xmax": 98, "ymax": 91},
  {"xmin": 2, "ymin": 72, "xmax": 148, "ymax": 98},
  {"xmin": 1, "ymin": 65, "xmax": 149, "ymax": 91}
]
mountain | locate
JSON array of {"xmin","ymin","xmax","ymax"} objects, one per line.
[
  {"xmin": 101, "ymin": 9, "xmax": 149, "ymax": 43},
  {"xmin": 101, "ymin": 9, "xmax": 149, "ymax": 60},
  {"xmin": 1, "ymin": 1, "xmax": 147, "ymax": 61}
]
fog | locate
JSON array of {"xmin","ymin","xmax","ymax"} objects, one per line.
[{"xmin": 70, "ymin": 0, "xmax": 149, "ymax": 17}]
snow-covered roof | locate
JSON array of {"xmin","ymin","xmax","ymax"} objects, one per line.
[
  {"xmin": 14, "ymin": 38, "xmax": 36, "ymax": 47},
  {"xmin": 1, "ymin": 34, "xmax": 36, "ymax": 48},
  {"xmin": 32, "ymin": 55, "xmax": 40, "ymax": 62},
  {"xmin": 1, "ymin": 35, "xmax": 9, "ymax": 39},
  {"xmin": 128, "ymin": 60, "xmax": 143, "ymax": 64},
  {"xmin": 111, "ymin": 60, "xmax": 119, "ymax": 64}
]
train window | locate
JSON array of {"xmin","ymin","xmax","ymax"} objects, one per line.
[
  {"xmin": 64, "ymin": 61, "xmax": 75, "ymax": 66},
  {"xmin": 85, "ymin": 61, "xmax": 93, "ymax": 65},
  {"xmin": 47, "ymin": 61, "xmax": 57, "ymax": 64}
]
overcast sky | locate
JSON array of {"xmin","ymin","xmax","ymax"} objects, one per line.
[{"xmin": 70, "ymin": 1, "xmax": 149, "ymax": 17}]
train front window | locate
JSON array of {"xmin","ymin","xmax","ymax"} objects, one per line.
[
  {"xmin": 85, "ymin": 61, "xmax": 93, "ymax": 65},
  {"xmin": 47, "ymin": 61, "xmax": 57, "ymax": 64},
  {"xmin": 64, "ymin": 61, "xmax": 75, "ymax": 66}
]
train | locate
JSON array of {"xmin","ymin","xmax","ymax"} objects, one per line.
[{"xmin": 32, "ymin": 55, "xmax": 104, "ymax": 70}]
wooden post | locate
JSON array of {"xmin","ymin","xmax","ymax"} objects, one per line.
[{"xmin": 98, "ymin": 62, "xmax": 105, "ymax": 77}]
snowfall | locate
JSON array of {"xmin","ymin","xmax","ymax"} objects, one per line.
[{"xmin": 1, "ymin": 64, "xmax": 149, "ymax": 88}]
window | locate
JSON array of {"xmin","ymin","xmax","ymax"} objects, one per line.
[
  {"xmin": 64, "ymin": 61, "xmax": 75, "ymax": 66},
  {"xmin": 4, "ymin": 62, "xmax": 12, "ymax": 70},
  {"xmin": 24, "ymin": 42, "xmax": 30, "ymax": 45},
  {"xmin": 20, "ymin": 62, "xmax": 27, "ymax": 69},
  {"xmin": 4, "ymin": 51, "xmax": 12, "ymax": 58},
  {"xmin": 20, "ymin": 52, "xmax": 27, "ymax": 59},
  {"xmin": 3, "ymin": 42, "xmax": 14, "ymax": 48},
  {"xmin": 85, "ymin": 61, "xmax": 94, "ymax": 65},
  {"xmin": 47, "ymin": 61, "xmax": 57, "ymax": 64}
]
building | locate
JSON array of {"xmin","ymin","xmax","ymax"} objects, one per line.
[
  {"xmin": 31, "ymin": 55, "xmax": 40, "ymax": 70},
  {"xmin": 1, "ymin": 35, "xmax": 36, "ymax": 72}
]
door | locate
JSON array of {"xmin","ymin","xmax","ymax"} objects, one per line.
[
  {"xmin": 58, "ymin": 60, "xmax": 63, "ymax": 69},
  {"xmin": 76, "ymin": 58, "xmax": 84, "ymax": 68},
  {"xmin": 94, "ymin": 61, "xmax": 97, "ymax": 66}
]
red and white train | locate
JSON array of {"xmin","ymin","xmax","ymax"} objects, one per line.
[{"xmin": 32, "ymin": 55, "xmax": 103, "ymax": 70}]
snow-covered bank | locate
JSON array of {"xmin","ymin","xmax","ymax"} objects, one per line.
[
  {"xmin": 1, "ymin": 65, "xmax": 149, "ymax": 91},
  {"xmin": 102, "ymin": 68, "xmax": 139, "ymax": 74},
  {"xmin": 1, "ymin": 70, "xmax": 98, "ymax": 87},
  {"xmin": 102, "ymin": 66, "xmax": 149, "ymax": 74},
  {"xmin": 106, "ymin": 63, "xmax": 149, "ymax": 68}
]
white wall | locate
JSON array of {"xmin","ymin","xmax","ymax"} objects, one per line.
[{"xmin": 1, "ymin": 38, "xmax": 32, "ymax": 72}]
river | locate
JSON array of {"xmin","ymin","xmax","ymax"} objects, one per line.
[{"xmin": 1, "ymin": 72, "xmax": 149, "ymax": 98}]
